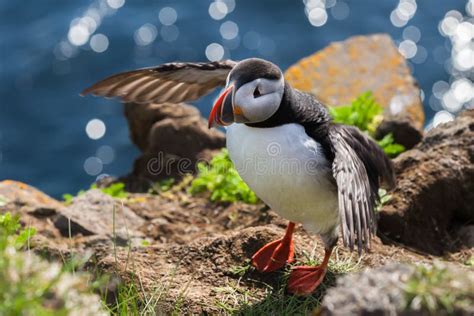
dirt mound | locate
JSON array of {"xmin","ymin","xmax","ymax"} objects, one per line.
[{"xmin": 378, "ymin": 109, "xmax": 474, "ymax": 255}]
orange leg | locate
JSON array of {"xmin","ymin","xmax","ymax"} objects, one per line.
[
  {"xmin": 287, "ymin": 247, "xmax": 333, "ymax": 296},
  {"xmin": 251, "ymin": 222, "xmax": 295, "ymax": 272}
]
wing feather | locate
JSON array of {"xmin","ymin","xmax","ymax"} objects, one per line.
[
  {"xmin": 330, "ymin": 124, "xmax": 395, "ymax": 253},
  {"xmin": 82, "ymin": 60, "xmax": 237, "ymax": 104}
]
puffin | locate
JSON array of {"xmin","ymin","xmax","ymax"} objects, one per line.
[{"xmin": 82, "ymin": 58, "xmax": 395, "ymax": 295}]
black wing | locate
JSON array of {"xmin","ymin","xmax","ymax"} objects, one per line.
[
  {"xmin": 81, "ymin": 60, "xmax": 237, "ymax": 104},
  {"xmin": 329, "ymin": 124, "xmax": 395, "ymax": 253}
]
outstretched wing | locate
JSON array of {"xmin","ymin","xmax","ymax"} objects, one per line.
[
  {"xmin": 329, "ymin": 124, "xmax": 395, "ymax": 254},
  {"xmin": 81, "ymin": 60, "xmax": 237, "ymax": 104}
]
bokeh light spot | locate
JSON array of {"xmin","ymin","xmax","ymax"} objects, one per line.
[
  {"xmin": 452, "ymin": 78, "xmax": 473, "ymax": 103},
  {"xmin": 159, "ymin": 7, "xmax": 177, "ymax": 26},
  {"xmin": 205, "ymin": 43, "xmax": 224, "ymax": 61},
  {"xmin": 467, "ymin": 0, "xmax": 474, "ymax": 16},
  {"xmin": 433, "ymin": 110, "xmax": 454, "ymax": 128},
  {"xmin": 134, "ymin": 24, "xmax": 157, "ymax": 46},
  {"xmin": 209, "ymin": 1, "xmax": 228, "ymax": 20},
  {"xmin": 308, "ymin": 8, "xmax": 328, "ymax": 27},
  {"xmin": 68, "ymin": 24, "xmax": 90, "ymax": 46},
  {"xmin": 217, "ymin": 0, "xmax": 235, "ymax": 13},
  {"xmin": 403, "ymin": 25, "xmax": 421, "ymax": 42},
  {"xmin": 90, "ymin": 34, "xmax": 109, "ymax": 53},
  {"xmin": 96, "ymin": 145, "xmax": 115, "ymax": 165},
  {"xmin": 220, "ymin": 21, "xmax": 239, "ymax": 40},
  {"xmin": 331, "ymin": 1, "xmax": 349, "ymax": 20},
  {"xmin": 106, "ymin": 0, "xmax": 125, "ymax": 10},
  {"xmin": 432, "ymin": 80, "xmax": 450, "ymax": 99},
  {"xmin": 84, "ymin": 157, "xmax": 103, "ymax": 176},
  {"xmin": 398, "ymin": 39, "xmax": 417, "ymax": 59},
  {"xmin": 86, "ymin": 119, "xmax": 106, "ymax": 140}
]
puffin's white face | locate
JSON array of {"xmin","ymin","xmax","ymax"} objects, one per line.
[
  {"xmin": 232, "ymin": 76, "xmax": 284, "ymax": 123},
  {"xmin": 208, "ymin": 58, "xmax": 285, "ymax": 128}
]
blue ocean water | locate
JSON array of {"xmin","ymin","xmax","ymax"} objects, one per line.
[{"xmin": 0, "ymin": 0, "xmax": 466, "ymax": 198}]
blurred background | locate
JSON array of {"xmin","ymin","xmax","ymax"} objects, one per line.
[{"xmin": 1, "ymin": 0, "xmax": 472, "ymax": 198}]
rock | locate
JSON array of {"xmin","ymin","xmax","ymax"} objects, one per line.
[
  {"xmin": 285, "ymin": 34, "xmax": 424, "ymax": 148},
  {"xmin": 320, "ymin": 262, "xmax": 474, "ymax": 316},
  {"xmin": 124, "ymin": 102, "xmax": 225, "ymax": 187},
  {"xmin": 0, "ymin": 180, "xmax": 64, "ymax": 239},
  {"xmin": 0, "ymin": 180, "xmax": 63, "ymax": 211},
  {"xmin": 320, "ymin": 263, "xmax": 413, "ymax": 315},
  {"xmin": 378, "ymin": 109, "xmax": 474, "ymax": 255},
  {"xmin": 54, "ymin": 189, "xmax": 145, "ymax": 243},
  {"xmin": 456, "ymin": 225, "xmax": 474, "ymax": 248}
]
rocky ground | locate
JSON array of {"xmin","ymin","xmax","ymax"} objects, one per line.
[
  {"xmin": 1, "ymin": 34, "xmax": 473, "ymax": 315},
  {"xmin": 2, "ymin": 113, "xmax": 473, "ymax": 314}
]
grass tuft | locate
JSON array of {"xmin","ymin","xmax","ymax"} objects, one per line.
[
  {"xmin": 189, "ymin": 149, "xmax": 258, "ymax": 204},
  {"xmin": 404, "ymin": 262, "xmax": 474, "ymax": 314},
  {"xmin": 216, "ymin": 248, "xmax": 361, "ymax": 315},
  {"xmin": 63, "ymin": 182, "xmax": 128, "ymax": 204},
  {"xmin": 329, "ymin": 91, "xmax": 383, "ymax": 134},
  {"xmin": 329, "ymin": 91, "xmax": 405, "ymax": 157},
  {"xmin": 0, "ymin": 212, "xmax": 106, "ymax": 315}
]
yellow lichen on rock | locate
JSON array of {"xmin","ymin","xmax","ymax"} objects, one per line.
[{"xmin": 284, "ymin": 34, "xmax": 425, "ymax": 148}]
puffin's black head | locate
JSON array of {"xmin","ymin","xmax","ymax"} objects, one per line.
[{"xmin": 209, "ymin": 58, "xmax": 284, "ymax": 128}]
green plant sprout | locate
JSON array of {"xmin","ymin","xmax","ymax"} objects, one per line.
[
  {"xmin": 330, "ymin": 91, "xmax": 405, "ymax": 158},
  {"xmin": 63, "ymin": 182, "xmax": 128, "ymax": 204},
  {"xmin": 404, "ymin": 263, "xmax": 474, "ymax": 314},
  {"xmin": 189, "ymin": 149, "xmax": 259, "ymax": 204},
  {"xmin": 0, "ymin": 212, "xmax": 105, "ymax": 315}
]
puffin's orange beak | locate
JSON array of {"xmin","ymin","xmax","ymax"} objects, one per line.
[{"xmin": 208, "ymin": 85, "xmax": 234, "ymax": 128}]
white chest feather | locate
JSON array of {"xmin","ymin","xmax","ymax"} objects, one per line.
[{"xmin": 226, "ymin": 123, "xmax": 339, "ymax": 234}]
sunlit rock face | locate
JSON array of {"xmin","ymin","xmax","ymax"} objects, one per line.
[
  {"xmin": 378, "ymin": 109, "xmax": 474, "ymax": 255},
  {"xmin": 285, "ymin": 34, "xmax": 424, "ymax": 148}
]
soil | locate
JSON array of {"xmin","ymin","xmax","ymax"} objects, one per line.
[{"xmin": 1, "ymin": 179, "xmax": 471, "ymax": 315}]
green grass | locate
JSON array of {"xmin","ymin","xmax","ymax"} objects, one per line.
[
  {"xmin": 216, "ymin": 249, "xmax": 361, "ymax": 315},
  {"xmin": 63, "ymin": 182, "xmax": 128, "ymax": 204},
  {"xmin": 148, "ymin": 178, "xmax": 175, "ymax": 195},
  {"xmin": 465, "ymin": 256, "xmax": 474, "ymax": 267},
  {"xmin": 0, "ymin": 212, "xmax": 106, "ymax": 315},
  {"xmin": 404, "ymin": 262, "xmax": 474, "ymax": 314},
  {"xmin": 100, "ymin": 182, "xmax": 128, "ymax": 199},
  {"xmin": 376, "ymin": 188, "xmax": 392, "ymax": 211},
  {"xmin": 376, "ymin": 133, "xmax": 406, "ymax": 158},
  {"xmin": 99, "ymin": 264, "xmax": 189, "ymax": 315},
  {"xmin": 0, "ymin": 211, "xmax": 169, "ymax": 316},
  {"xmin": 330, "ymin": 91, "xmax": 405, "ymax": 158},
  {"xmin": 189, "ymin": 149, "xmax": 259, "ymax": 204},
  {"xmin": 329, "ymin": 91, "xmax": 383, "ymax": 134}
]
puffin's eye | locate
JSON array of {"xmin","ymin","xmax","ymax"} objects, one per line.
[{"xmin": 253, "ymin": 86, "xmax": 262, "ymax": 98}]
